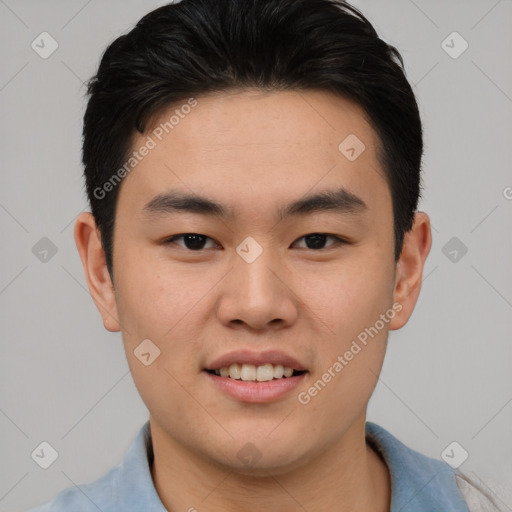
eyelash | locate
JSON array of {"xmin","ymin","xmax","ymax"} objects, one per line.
[{"xmin": 162, "ymin": 233, "xmax": 349, "ymax": 251}]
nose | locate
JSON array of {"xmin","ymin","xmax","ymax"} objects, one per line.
[{"xmin": 215, "ymin": 244, "xmax": 299, "ymax": 332}]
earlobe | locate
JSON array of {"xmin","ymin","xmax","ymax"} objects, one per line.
[
  {"xmin": 74, "ymin": 212, "xmax": 121, "ymax": 332},
  {"xmin": 389, "ymin": 211, "xmax": 432, "ymax": 331}
]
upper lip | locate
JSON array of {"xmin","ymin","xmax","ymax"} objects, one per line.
[{"xmin": 205, "ymin": 349, "xmax": 308, "ymax": 372}]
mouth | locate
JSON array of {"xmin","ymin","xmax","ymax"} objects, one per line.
[
  {"xmin": 203, "ymin": 350, "xmax": 309, "ymax": 403},
  {"xmin": 204, "ymin": 363, "xmax": 307, "ymax": 382}
]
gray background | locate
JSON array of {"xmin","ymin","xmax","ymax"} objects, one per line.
[{"xmin": 1, "ymin": 0, "xmax": 511, "ymax": 510}]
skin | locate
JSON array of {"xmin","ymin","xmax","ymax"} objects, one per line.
[{"xmin": 75, "ymin": 88, "xmax": 431, "ymax": 512}]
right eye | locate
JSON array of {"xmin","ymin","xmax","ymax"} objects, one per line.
[{"xmin": 162, "ymin": 233, "xmax": 221, "ymax": 251}]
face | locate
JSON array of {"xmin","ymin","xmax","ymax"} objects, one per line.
[{"xmin": 79, "ymin": 89, "xmax": 429, "ymax": 473}]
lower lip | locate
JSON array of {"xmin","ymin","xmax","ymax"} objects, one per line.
[{"xmin": 203, "ymin": 371, "xmax": 307, "ymax": 403}]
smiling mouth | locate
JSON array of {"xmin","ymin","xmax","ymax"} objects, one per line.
[{"xmin": 205, "ymin": 363, "xmax": 307, "ymax": 382}]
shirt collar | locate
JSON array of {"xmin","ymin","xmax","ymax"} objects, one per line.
[
  {"xmin": 365, "ymin": 421, "xmax": 469, "ymax": 512},
  {"xmin": 116, "ymin": 420, "xmax": 166, "ymax": 511}
]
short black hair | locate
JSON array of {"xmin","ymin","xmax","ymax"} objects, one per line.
[{"xmin": 82, "ymin": 0, "xmax": 423, "ymax": 277}]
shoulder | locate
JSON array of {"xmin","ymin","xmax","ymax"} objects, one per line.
[
  {"xmin": 26, "ymin": 421, "xmax": 159, "ymax": 512},
  {"xmin": 366, "ymin": 422, "xmax": 484, "ymax": 511},
  {"xmin": 26, "ymin": 465, "xmax": 119, "ymax": 511}
]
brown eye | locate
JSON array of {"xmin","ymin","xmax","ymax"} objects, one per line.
[
  {"xmin": 292, "ymin": 233, "xmax": 346, "ymax": 250},
  {"xmin": 164, "ymin": 233, "xmax": 219, "ymax": 251}
]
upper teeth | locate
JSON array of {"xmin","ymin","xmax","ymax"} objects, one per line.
[{"xmin": 215, "ymin": 363, "xmax": 295, "ymax": 381}]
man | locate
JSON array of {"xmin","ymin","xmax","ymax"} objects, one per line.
[{"xmin": 29, "ymin": 0, "xmax": 501, "ymax": 510}]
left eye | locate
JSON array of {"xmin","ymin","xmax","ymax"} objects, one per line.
[
  {"xmin": 292, "ymin": 233, "xmax": 345, "ymax": 250},
  {"xmin": 163, "ymin": 233, "xmax": 345, "ymax": 251}
]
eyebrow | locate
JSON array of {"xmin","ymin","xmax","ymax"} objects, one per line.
[{"xmin": 142, "ymin": 186, "xmax": 367, "ymax": 222}]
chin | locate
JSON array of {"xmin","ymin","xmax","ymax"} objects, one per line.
[{"xmin": 210, "ymin": 432, "xmax": 311, "ymax": 475}]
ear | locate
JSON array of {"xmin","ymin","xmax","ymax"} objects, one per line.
[
  {"xmin": 389, "ymin": 211, "xmax": 432, "ymax": 330},
  {"xmin": 74, "ymin": 212, "xmax": 121, "ymax": 332}
]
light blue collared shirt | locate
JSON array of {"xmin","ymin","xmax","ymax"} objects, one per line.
[{"xmin": 28, "ymin": 420, "xmax": 470, "ymax": 511}]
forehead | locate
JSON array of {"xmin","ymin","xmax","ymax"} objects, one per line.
[
  {"xmin": 144, "ymin": 88, "xmax": 377, "ymax": 159},
  {"xmin": 121, "ymin": 89, "xmax": 389, "ymax": 217}
]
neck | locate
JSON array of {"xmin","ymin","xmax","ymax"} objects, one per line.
[{"xmin": 149, "ymin": 415, "xmax": 391, "ymax": 512}]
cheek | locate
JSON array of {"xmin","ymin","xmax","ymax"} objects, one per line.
[
  {"xmin": 115, "ymin": 247, "xmax": 209, "ymax": 334},
  {"xmin": 293, "ymin": 251, "xmax": 394, "ymax": 337},
  {"xmin": 293, "ymin": 254, "xmax": 392, "ymax": 405},
  {"xmin": 114, "ymin": 249, "xmax": 232, "ymax": 396},
  {"xmin": 298, "ymin": 308, "xmax": 389, "ymax": 427},
  {"xmin": 115, "ymin": 256, "xmax": 210, "ymax": 423}
]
